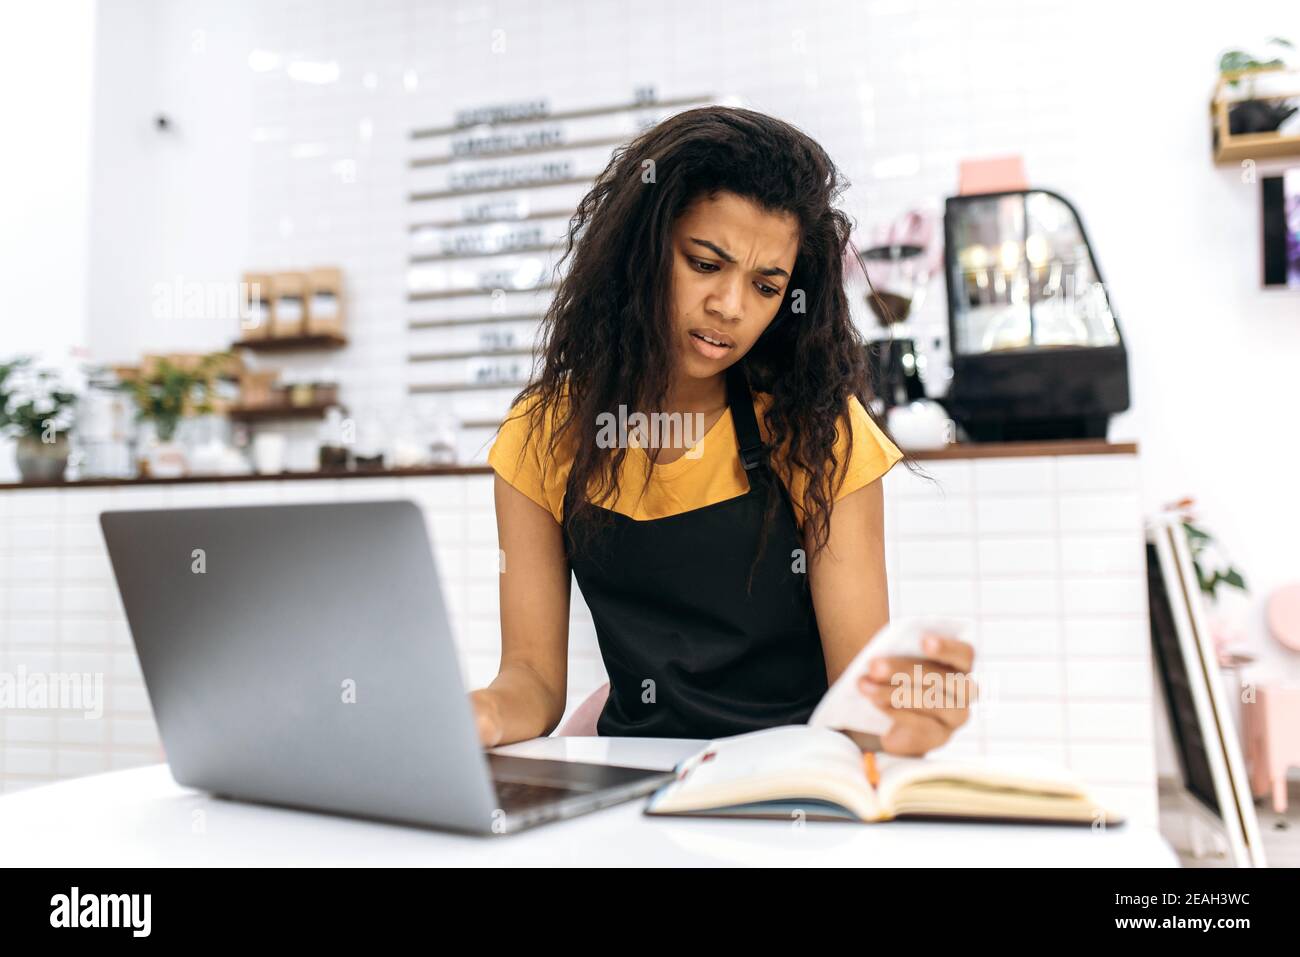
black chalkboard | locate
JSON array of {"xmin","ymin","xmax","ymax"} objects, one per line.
[{"xmin": 1146, "ymin": 542, "xmax": 1220, "ymax": 815}]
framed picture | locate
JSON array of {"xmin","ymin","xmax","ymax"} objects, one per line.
[
  {"xmin": 1146, "ymin": 515, "xmax": 1266, "ymax": 867},
  {"xmin": 1262, "ymin": 168, "xmax": 1300, "ymax": 288}
]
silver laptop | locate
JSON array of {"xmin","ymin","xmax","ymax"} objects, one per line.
[{"xmin": 99, "ymin": 499, "xmax": 670, "ymax": 835}]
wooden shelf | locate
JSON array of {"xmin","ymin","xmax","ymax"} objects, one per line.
[
  {"xmin": 408, "ymin": 347, "xmax": 535, "ymax": 362},
  {"xmin": 1211, "ymin": 67, "xmax": 1300, "ymax": 164},
  {"xmin": 408, "ymin": 282, "xmax": 559, "ymax": 303},
  {"xmin": 408, "ymin": 380, "xmax": 528, "ymax": 394},
  {"xmin": 408, "ymin": 313, "xmax": 542, "ymax": 330},
  {"xmin": 410, "ymin": 93, "xmax": 712, "ymax": 139},
  {"xmin": 1, "ymin": 464, "xmax": 491, "ymax": 491},
  {"xmin": 1213, "ymin": 130, "xmax": 1300, "ymax": 163},
  {"xmin": 410, "ymin": 134, "xmax": 627, "ymax": 168},
  {"xmin": 232, "ymin": 333, "xmax": 348, "ymax": 352},
  {"xmin": 226, "ymin": 403, "xmax": 338, "ymax": 422}
]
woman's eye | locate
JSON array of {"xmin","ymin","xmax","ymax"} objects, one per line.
[{"xmin": 689, "ymin": 256, "xmax": 778, "ymax": 297}]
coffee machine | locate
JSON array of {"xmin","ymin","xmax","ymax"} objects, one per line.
[
  {"xmin": 941, "ymin": 189, "xmax": 1130, "ymax": 441},
  {"xmin": 854, "ymin": 210, "xmax": 943, "ymax": 411}
]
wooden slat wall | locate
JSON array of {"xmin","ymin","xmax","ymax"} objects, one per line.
[{"xmin": 404, "ymin": 91, "xmax": 713, "ymax": 462}]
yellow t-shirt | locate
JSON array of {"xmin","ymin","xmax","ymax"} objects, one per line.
[{"xmin": 487, "ymin": 388, "xmax": 903, "ymax": 526}]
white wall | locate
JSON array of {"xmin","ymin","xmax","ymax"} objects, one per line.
[
  {"xmin": 79, "ymin": 0, "xmax": 1300, "ymax": 670},
  {"xmin": 0, "ymin": 456, "xmax": 1161, "ymax": 829},
  {"xmin": 0, "ymin": 0, "xmax": 97, "ymax": 358},
  {"xmin": 86, "ymin": 0, "xmax": 254, "ymax": 363}
]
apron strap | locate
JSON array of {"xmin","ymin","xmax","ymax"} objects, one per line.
[{"xmin": 725, "ymin": 363, "xmax": 766, "ymax": 471}]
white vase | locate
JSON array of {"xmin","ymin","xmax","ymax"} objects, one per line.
[
  {"xmin": 15, "ymin": 434, "xmax": 71, "ymax": 483},
  {"xmin": 146, "ymin": 439, "xmax": 187, "ymax": 479}
]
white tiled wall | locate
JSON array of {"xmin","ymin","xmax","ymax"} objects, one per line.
[
  {"xmin": 884, "ymin": 452, "xmax": 1157, "ymax": 824},
  {"xmin": 81, "ymin": 0, "xmax": 1300, "ymax": 715},
  {"xmin": 91, "ymin": 0, "xmax": 1122, "ymax": 457},
  {"xmin": 0, "ymin": 450, "xmax": 1158, "ymax": 824},
  {"xmin": 0, "ymin": 474, "xmax": 604, "ymax": 791}
]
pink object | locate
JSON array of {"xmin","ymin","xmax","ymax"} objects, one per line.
[
  {"xmin": 854, "ymin": 208, "xmax": 945, "ymax": 293},
  {"xmin": 1267, "ymin": 583, "xmax": 1300, "ymax": 651},
  {"xmin": 958, "ymin": 155, "xmax": 1028, "ymax": 195},
  {"xmin": 556, "ymin": 682, "xmax": 609, "ymax": 736},
  {"xmin": 1242, "ymin": 683, "xmax": 1300, "ymax": 813}
]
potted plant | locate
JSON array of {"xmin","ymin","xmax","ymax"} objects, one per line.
[
  {"xmin": 1164, "ymin": 498, "xmax": 1257, "ymax": 744},
  {"xmin": 120, "ymin": 352, "xmax": 229, "ymax": 478},
  {"xmin": 1219, "ymin": 37, "xmax": 1298, "ymax": 135},
  {"xmin": 1164, "ymin": 498, "xmax": 1251, "ymax": 665},
  {"xmin": 0, "ymin": 356, "xmax": 79, "ymax": 483}
]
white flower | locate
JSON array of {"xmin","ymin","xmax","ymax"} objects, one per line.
[{"xmin": 1197, "ymin": 541, "xmax": 1230, "ymax": 578}]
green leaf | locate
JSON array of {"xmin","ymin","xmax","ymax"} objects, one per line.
[{"xmin": 1220, "ymin": 50, "xmax": 1252, "ymax": 72}]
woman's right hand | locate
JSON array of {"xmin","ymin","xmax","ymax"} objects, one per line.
[{"xmin": 469, "ymin": 689, "xmax": 503, "ymax": 748}]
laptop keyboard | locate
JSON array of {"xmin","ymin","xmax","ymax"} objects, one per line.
[{"xmin": 492, "ymin": 778, "xmax": 584, "ymax": 812}]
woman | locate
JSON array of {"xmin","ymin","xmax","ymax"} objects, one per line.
[{"xmin": 472, "ymin": 106, "xmax": 974, "ymax": 755}]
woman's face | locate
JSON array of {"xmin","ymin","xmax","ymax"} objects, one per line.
[{"xmin": 668, "ymin": 190, "xmax": 800, "ymax": 382}]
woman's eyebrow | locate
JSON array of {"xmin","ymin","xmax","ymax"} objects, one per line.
[{"xmin": 688, "ymin": 237, "xmax": 790, "ymax": 279}]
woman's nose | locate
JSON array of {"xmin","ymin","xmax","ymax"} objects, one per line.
[{"xmin": 707, "ymin": 275, "xmax": 745, "ymax": 324}]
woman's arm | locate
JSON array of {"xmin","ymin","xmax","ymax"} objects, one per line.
[
  {"xmin": 470, "ymin": 474, "xmax": 572, "ymax": 746},
  {"xmin": 808, "ymin": 479, "xmax": 892, "ymax": 684},
  {"xmin": 807, "ymin": 478, "xmax": 975, "ymax": 756}
]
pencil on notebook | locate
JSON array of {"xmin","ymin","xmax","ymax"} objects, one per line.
[{"xmin": 862, "ymin": 751, "xmax": 880, "ymax": 789}]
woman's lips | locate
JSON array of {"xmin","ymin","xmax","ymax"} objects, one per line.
[{"xmin": 688, "ymin": 328, "xmax": 734, "ymax": 360}]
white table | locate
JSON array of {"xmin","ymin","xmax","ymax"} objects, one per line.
[{"xmin": 0, "ymin": 736, "xmax": 1179, "ymax": 866}]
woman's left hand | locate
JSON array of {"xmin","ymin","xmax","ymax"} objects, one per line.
[{"xmin": 857, "ymin": 632, "xmax": 978, "ymax": 756}]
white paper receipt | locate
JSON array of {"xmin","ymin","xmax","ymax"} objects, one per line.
[{"xmin": 809, "ymin": 617, "xmax": 973, "ymax": 737}]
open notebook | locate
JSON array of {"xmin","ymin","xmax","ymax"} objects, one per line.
[
  {"xmin": 644, "ymin": 725, "xmax": 1125, "ymax": 826},
  {"xmin": 643, "ymin": 618, "xmax": 1123, "ymax": 826}
]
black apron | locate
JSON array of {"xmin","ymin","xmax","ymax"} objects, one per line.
[{"xmin": 562, "ymin": 363, "xmax": 828, "ymax": 739}]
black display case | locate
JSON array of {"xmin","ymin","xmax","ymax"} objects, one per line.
[{"xmin": 941, "ymin": 189, "xmax": 1130, "ymax": 441}]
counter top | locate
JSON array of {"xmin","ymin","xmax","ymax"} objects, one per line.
[
  {"xmin": 0, "ymin": 464, "xmax": 493, "ymax": 491},
  {"xmin": 0, "ymin": 439, "xmax": 1138, "ymax": 492},
  {"xmin": 909, "ymin": 438, "xmax": 1136, "ymax": 460},
  {"xmin": 0, "ymin": 736, "xmax": 1177, "ymax": 867}
]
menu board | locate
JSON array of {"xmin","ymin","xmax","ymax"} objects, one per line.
[{"xmin": 404, "ymin": 88, "xmax": 712, "ymax": 443}]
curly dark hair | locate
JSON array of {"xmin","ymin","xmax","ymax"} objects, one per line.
[{"xmin": 507, "ymin": 104, "xmax": 902, "ymax": 563}]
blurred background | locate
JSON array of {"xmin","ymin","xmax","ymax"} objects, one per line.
[{"xmin": 1, "ymin": 0, "xmax": 1298, "ymax": 864}]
